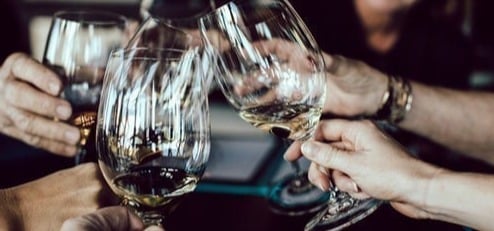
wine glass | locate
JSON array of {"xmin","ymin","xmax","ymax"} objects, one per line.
[
  {"xmin": 42, "ymin": 10, "xmax": 127, "ymax": 164},
  {"xmin": 96, "ymin": 47, "xmax": 210, "ymax": 227},
  {"xmin": 129, "ymin": 0, "xmax": 216, "ymax": 49},
  {"xmin": 128, "ymin": 0, "xmax": 217, "ymax": 90},
  {"xmin": 199, "ymin": 0, "xmax": 329, "ymax": 215},
  {"xmin": 199, "ymin": 0, "xmax": 381, "ymax": 229}
]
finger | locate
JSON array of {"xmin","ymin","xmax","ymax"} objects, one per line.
[
  {"xmin": 332, "ymin": 171, "xmax": 358, "ymax": 193},
  {"xmin": 312, "ymin": 119, "xmax": 350, "ymax": 142},
  {"xmin": 2, "ymin": 52, "xmax": 62, "ymax": 96},
  {"xmin": 5, "ymin": 106, "xmax": 80, "ymax": 145},
  {"xmin": 307, "ymin": 162, "xmax": 331, "ymax": 191},
  {"xmin": 322, "ymin": 54, "xmax": 355, "ymax": 76},
  {"xmin": 1, "ymin": 126, "xmax": 78, "ymax": 157},
  {"xmin": 301, "ymin": 140, "xmax": 353, "ymax": 172},
  {"xmin": 283, "ymin": 140, "xmax": 303, "ymax": 161},
  {"xmin": 145, "ymin": 226, "xmax": 166, "ymax": 231},
  {"xmin": 331, "ymin": 171, "xmax": 369, "ymax": 199},
  {"xmin": 3, "ymin": 80, "xmax": 72, "ymax": 119},
  {"xmin": 253, "ymin": 38, "xmax": 320, "ymax": 73},
  {"xmin": 314, "ymin": 119, "xmax": 371, "ymax": 145},
  {"xmin": 60, "ymin": 206, "xmax": 145, "ymax": 231}
]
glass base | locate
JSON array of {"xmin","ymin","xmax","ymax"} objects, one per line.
[
  {"xmin": 304, "ymin": 196, "xmax": 382, "ymax": 231},
  {"xmin": 121, "ymin": 198, "xmax": 166, "ymax": 227},
  {"xmin": 268, "ymin": 173, "xmax": 331, "ymax": 216}
]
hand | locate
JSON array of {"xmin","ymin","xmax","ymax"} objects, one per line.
[
  {"xmin": 321, "ymin": 54, "xmax": 389, "ymax": 117},
  {"xmin": 0, "ymin": 52, "xmax": 80, "ymax": 156},
  {"xmin": 284, "ymin": 119, "xmax": 443, "ymax": 219},
  {"xmin": 60, "ymin": 206, "xmax": 164, "ymax": 231},
  {"xmin": 2, "ymin": 163, "xmax": 113, "ymax": 231}
]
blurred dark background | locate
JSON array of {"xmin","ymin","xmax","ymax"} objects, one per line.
[{"xmin": 1, "ymin": 0, "xmax": 493, "ymax": 230}]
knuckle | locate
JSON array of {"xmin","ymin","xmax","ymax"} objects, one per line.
[
  {"xmin": 24, "ymin": 134, "xmax": 41, "ymax": 147},
  {"xmin": 0, "ymin": 53, "xmax": 27, "ymax": 81},
  {"xmin": 3, "ymin": 83, "xmax": 18, "ymax": 104},
  {"xmin": 9, "ymin": 53, "xmax": 29, "ymax": 69},
  {"xmin": 0, "ymin": 115, "xmax": 13, "ymax": 130},
  {"xmin": 39, "ymin": 98, "xmax": 55, "ymax": 111},
  {"xmin": 14, "ymin": 113, "xmax": 36, "ymax": 133}
]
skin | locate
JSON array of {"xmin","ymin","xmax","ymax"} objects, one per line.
[
  {"xmin": 60, "ymin": 206, "xmax": 165, "ymax": 231},
  {"xmin": 281, "ymin": 50, "xmax": 494, "ymax": 229},
  {"xmin": 0, "ymin": 163, "xmax": 112, "ymax": 231},
  {"xmin": 321, "ymin": 54, "xmax": 494, "ymax": 165},
  {"xmin": 0, "ymin": 52, "xmax": 81, "ymax": 156},
  {"xmin": 285, "ymin": 119, "xmax": 494, "ymax": 230}
]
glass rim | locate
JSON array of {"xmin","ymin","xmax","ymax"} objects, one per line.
[
  {"xmin": 199, "ymin": 0, "xmax": 284, "ymax": 19},
  {"xmin": 110, "ymin": 47, "xmax": 196, "ymax": 60},
  {"xmin": 53, "ymin": 10, "xmax": 127, "ymax": 26},
  {"xmin": 140, "ymin": 0, "xmax": 216, "ymax": 21}
]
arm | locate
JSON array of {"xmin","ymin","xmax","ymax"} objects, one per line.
[
  {"xmin": 323, "ymin": 54, "xmax": 494, "ymax": 164},
  {"xmin": 0, "ymin": 163, "xmax": 111, "ymax": 231},
  {"xmin": 285, "ymin": 119, "xmax": 494, "ymax": 230},
  {"xmin": 401, "ymin": 82, "xmax": 494, "ymax": 164},
  {"xmin": 424, "ymin": 170, "xmax": 494, "ymax": 230},
  {"xmin": 0, "ymin": 188, "xmax": 21, "ymax": 230}
]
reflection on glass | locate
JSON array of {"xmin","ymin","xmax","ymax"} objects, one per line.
[
  {"xmin": 96, "ymin": 47, "xmax": 210, "ymax": 226},
  {"xmin": 42, "ymin": 10, "xmax": 127, "ymax": 164}
]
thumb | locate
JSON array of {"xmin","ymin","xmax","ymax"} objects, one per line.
[
  {"xmin": 145, "ymin": 226, "xmax": 165, "ymax": 231},
  {"xmin": 301, "ymin": 141, "xmax": 352, "ymax": 172}
]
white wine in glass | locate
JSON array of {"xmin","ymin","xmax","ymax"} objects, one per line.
[
  {"xmin": 96, "ymin": 47, "xmax": 210, "ymax": 226},
  {"xmin": 200, "ymin": 0, "xmax": 381, "ymax": 229},
  {"xmin": 200, "ymin": 0, "xmax": 329, "ymax": 215}
]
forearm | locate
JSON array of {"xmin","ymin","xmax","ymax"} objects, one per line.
[
  {"xmin": 420, "ymin": 170, "xmax": 494, "ymax": 230},
  {"xmin": 399, "ymin": 81, "xmax": 494, "ymax": 164},
  {"xmin": 0, "ymin": 189, "xmax": 22, "ymax": 230}
]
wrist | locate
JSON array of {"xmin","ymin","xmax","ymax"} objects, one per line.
[
  {"xmin": 416, "ymin": 167, "xmax": 449, "ymax": 219},
  {"xmin": 0, "ymin": 189, "xmax": 23, "ymax": 230},
  {"xmin": 372, "ymin": 75, "xmax": 413, "ymax": 124}
]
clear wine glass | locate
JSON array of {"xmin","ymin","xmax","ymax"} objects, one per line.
[
  {"xmin": 199, "ymin": 0, "xmax": 329, "ymax": 215},
  {"xmin": 199, "ymin": 0, "xmax": 381, "ymax": 229},
  {"xmin": 42, "ymin": 10, "xmax": 127, "ymax": 164},
  {"xmin": 96, "ymin": 47, "xmax": 210, "ymax": 227},
  {"xmin": 128, "ymin": 0, "xmax": 217, "ymax": 90}
]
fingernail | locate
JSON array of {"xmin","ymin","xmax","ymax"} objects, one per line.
[
  {"xmin": 301, "ymin": 142, "xmax": 315, "ymax": 156},
  {"xmin": 317, "ymin": 181, "xmax": 327, "ymax": 192},
  {"xmin": 65, "ymin": 130, "xmax": 80, "ymax": 144},
  {"xmin": 351, "ymin": 182, "xmax": 361, "ymax": 193},
  {"xmin": 56, "ymin": 105, "xmax": 71, "ymax": 119},
  {"xmin": 49, "ymin": 82, "xmax": 60, "ymax": 95}
]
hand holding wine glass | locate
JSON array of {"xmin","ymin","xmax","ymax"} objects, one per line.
[
  {"xmin": 42, "ymin": 10, "xmax": 127, "ymax": 164},
  {"xmin": 200, "ymin": 0, "xmax": 382, "ymax": 229},
  {"xmin": 96, "ymin": 47, "xmax": 210, "ymax": 227},
  {"xmin": 0, "ymin": 52, "xmax": 80, "ymax": 156}
]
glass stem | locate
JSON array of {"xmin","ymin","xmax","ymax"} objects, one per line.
[
  {"xmin": 121, "ymin": 198, "xmax": 165, "ymax": 227},
  {"xmin": 281, "ymin": 138, "xmax": 304, "ymax": 177},
  {"xmin": 290, "ymin": 161, "xmax": 303, "ymax": 177}
]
